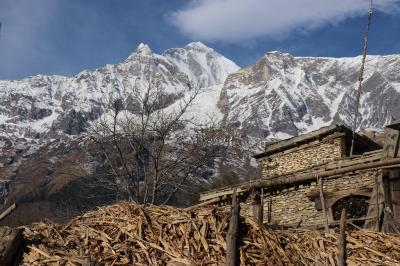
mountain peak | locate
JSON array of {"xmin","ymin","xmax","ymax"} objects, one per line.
[
  {"xmin": 185, "ymin": 41, "xmax": 212, "ymax": 51},
  {"xmin": 134, "ymin": 43, "xmax": 152, "ymax": 55},
  {"xmin": 125, "ymin": 43, "xmax": 152, "ymax": 62},
  {"xmin": 264, "ymin": 50, "xmax": 290, "ymax": 56}
]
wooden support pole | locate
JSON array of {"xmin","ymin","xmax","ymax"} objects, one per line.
[
  {"xmin": 267, "ymin": 195, "xmax": 272, "ymax": 224},
  {"xmin": 0, "ymin": 203, "xmax": 17, "ymax": 222},
  {"xmin": 338, "ymin": 208, "xmax": 347, "ymax": 266},
  {"xmin": 260, "ymin": 188, "xmax": 264, "ymax": 223},
  {"xmin": 375, "ymin": 174, "xmax": 381, "ymax": 232},
  {"xmin": 226, "ymin": 189, "xmax": 240, "ymax": 266},
  {"xmin": 319, "ymin": 177, "xmax": 329, "ymax": 235},
  {"xmin": 251, "ymin": 189, "xmax": 263, "ymax": 223}
]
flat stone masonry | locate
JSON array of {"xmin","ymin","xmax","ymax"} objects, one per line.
[{"xmin": 262, "ymin": 137, "xmax": 343, "ymax": 178}]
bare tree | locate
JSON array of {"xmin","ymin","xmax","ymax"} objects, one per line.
[{"xmin": 89, "ymin": 63, "xmax": 244, "ymax": 205}]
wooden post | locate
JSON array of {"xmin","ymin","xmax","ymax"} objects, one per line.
[
  {"xmin": 0, "ymin": 226, "xmax": 22, "ymax": 265},
  {"xmin": 251, "ymin": 189, "xmax": 263, "ymax": 223},
  {"xmin": 226, "ymin": 189, "xmax": 240, "ymax": 266},
  {"xmin": 260, "ymin": 188, "xmax": 264, "ymax": 223},
  {"xmin": 364, "ymin": 172, "xmax": 385, "ymax": 231},
  {"xmin": 267, "ymin": 194, "xmax": 272, "ymax": 224},
  {"xmin": 319, "ymin": 177, "xmax": 330, "ymax": 235},
  {"xmin": 338, "ymin": 208, "xmax": 347, "ymax": 266},
  {"xmin": 382, "ymin": 127, "xmax": 400, "ymax": 159}
]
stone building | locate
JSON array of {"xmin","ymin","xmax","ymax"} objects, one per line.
[{"xmin": 200, "ymin": 123, "xmax": 400, "ymax": 232}]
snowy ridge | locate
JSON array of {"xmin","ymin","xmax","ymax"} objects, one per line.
[
  {"xmin": 0, "ymin": 42, "xmax": 238, "ymax": 142},
  {"xmin": 219, "ymin": 52, "xmax": 400, "ymax": 139},
  {"xmin": 164, "ymin": 42, "xmax": 239, "ymax": 88},
  {"xmin": 0, "ymin": 43, "xmax": 400, "ymax": 146}
]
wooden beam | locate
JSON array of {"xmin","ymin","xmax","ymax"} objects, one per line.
[
  {"xmin": 246, "ymin": 158, "xmax": 400, "ymax": 191},
  {"xmin": 200, "ymin": 157, "xmax": 400, "ymax": 202}
]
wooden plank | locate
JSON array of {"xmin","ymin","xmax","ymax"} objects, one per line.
[
  {"xmin": 0, "ymin": 226, "xmax": 22, "ymax": 265},
  {"xmin": 226, "ymin": 189, "xmax": 240, "ymax": 266},
  {"xmin": 338, "ymin": 208, "xmax": 347, "ymax": 266}
]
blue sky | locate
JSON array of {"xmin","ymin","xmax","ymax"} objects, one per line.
[{"xmin": 0, "ymin": 0, "xmax": 399, "ymax": 80}]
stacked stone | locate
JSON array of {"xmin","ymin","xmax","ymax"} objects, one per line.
[
  {"xmin": 262, "ymin": 137, "xmax": 342, "ymax": 178},
  {"xmin": 256, "ymin": 170, "xmax": 378, "ymax": 226}
]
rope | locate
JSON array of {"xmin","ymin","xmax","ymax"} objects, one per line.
[{"xmin": 350, "ymin": 0, "xmax": 373, "ymax": 156}]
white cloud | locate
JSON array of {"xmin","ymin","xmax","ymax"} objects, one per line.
[{"xmin": 169, "ymin": 0, "xmax": 400, "ymax": 43}]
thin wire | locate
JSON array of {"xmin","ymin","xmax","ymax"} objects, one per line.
[{"xmin": 350, "ymin": 0, "xmax": 373, "ymax": 156}]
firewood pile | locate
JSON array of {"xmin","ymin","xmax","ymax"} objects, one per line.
[{"xmin": 20, "ymin": 202, "xmax": 400, "ymax": 265}]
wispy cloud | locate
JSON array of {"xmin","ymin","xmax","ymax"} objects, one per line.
[{"xmin": 168, "ymin": 0, "xmax": 400, "ymax": 43}]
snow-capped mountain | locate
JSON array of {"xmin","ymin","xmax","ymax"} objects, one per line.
[
  {"xmin": 0, "ymin": 42, "xmax": 239, "ymax": 142},
  {"xmin": 2, "ymin": 43, "xmax": 398, "ymax": 144},
  {"xmin": 219, "ymin": 51, "xmax": 400, "ymax": 139},
  {"xmin": 164, "ymin": 42, "xmax": 239, "ymax": 88}
]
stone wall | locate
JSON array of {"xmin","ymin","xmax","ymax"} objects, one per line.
[
  {"xmin": 240, "ymin": 169, "xmax": 380, "ymax": 226},
  {"xmin": 261, "ymin": 136, "xmax": 343, "ymax": 178}
]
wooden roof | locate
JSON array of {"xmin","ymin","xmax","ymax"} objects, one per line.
[{"xmin": 254, "ymin": 124, "xmax": 380, "ymax": 159}]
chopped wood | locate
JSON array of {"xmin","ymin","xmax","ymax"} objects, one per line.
[
  {"xmin": 0, "ymin": 203, "xmax": 17, "ymax": 222},
  {"xmin": 20, "ymin": 202, "xmax": 400, "ymax": 265},
  {"xmin": 0, "ymin": 226, "xmax": 22, "ymax": 265}
]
